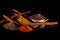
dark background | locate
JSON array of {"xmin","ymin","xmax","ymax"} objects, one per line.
[
  {"xmin": 0, "ymin": 0, "xmax": 59, "ymax": 35},
  {"xmin": 0, "ymin": 0, "xmax": 48, "ymax": 19},
  {"xmin": 0, "ymin": 0, "xmax": 58, "ymax": 21}
]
